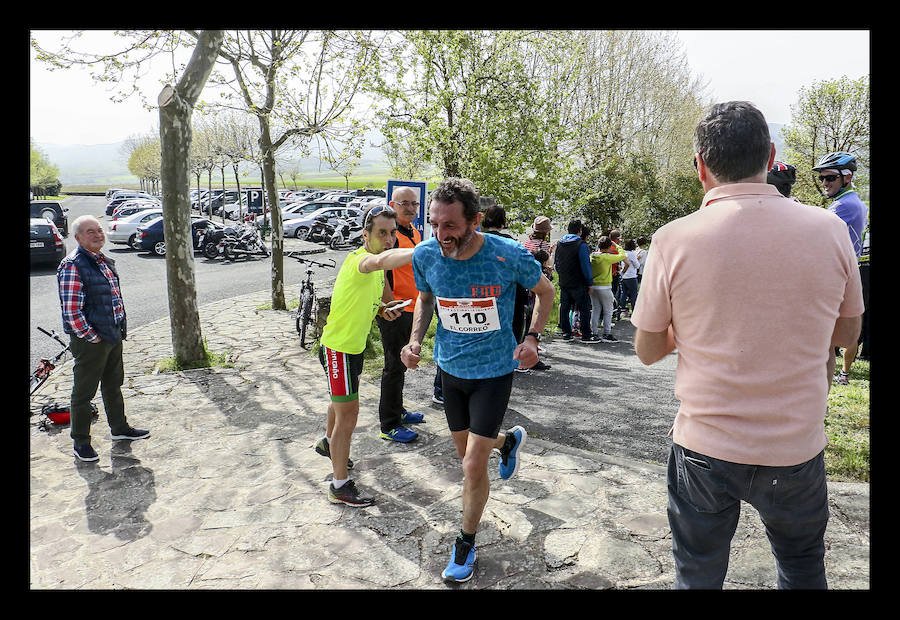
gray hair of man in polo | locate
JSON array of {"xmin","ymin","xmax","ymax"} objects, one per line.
[{"xmin": 693, "ymin": 101, "xmax": 772, "ymax": 183}]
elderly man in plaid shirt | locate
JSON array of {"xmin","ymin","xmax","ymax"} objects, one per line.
[{"xmin": 57, "ymin": 215, "xmax": 149, "ymax": 463}]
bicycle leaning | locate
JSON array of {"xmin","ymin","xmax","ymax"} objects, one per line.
[
  {"xmin": 30, "ymin": 327, "xmax": 70, "ymax": 395},
  {"xmin": 289, "ymin": 253, "xmax": 336, "ymax": 349}
]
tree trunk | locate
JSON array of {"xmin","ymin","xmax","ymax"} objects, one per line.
[
  {"xmin": 233, "ymin": 164, "xmax": 242, "ymax": 221},
  {"xmin": 258, "ymin": 119, "xmax": 286, "ymax": 310},
  {"xmin": 220, "ymin": 165, "xmax": 227, "ymax": 224},
  {"xmin": 157, "ymin": 30, "xmax": 225, "ymax": 366}
]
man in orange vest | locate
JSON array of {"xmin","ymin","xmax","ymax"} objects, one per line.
[{"xmin": 376, "ymin": 186, "xmax": 426, "ymax": 442}]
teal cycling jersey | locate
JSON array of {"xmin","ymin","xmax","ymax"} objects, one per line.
[{"xmin": 413, "ymin": 233, "xmax": 541, "ymax": 379}]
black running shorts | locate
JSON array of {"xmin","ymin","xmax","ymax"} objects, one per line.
[{"xmin": 440, "ymin": 369, "xmax": 514, "ymax": 439}]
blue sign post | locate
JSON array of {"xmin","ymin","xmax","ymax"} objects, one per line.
[{"xmin": 386, "ymin": 179, "xmax": 430, "ymax": 238}]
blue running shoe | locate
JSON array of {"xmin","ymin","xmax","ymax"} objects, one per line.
[
  {"xmin": 498, "ymin": 425, "xmax": 527, "ymax": 480},
  {"xmin": 401, "ymin": 411, "xmax": 425, "ymax": 424},
  {"xmin": 442, "ymin": 541, "xmax": 476, "ymax": 582},
  {"xmin": 380, "ymin": 426, "xmax": 418, "ymax": 443}
]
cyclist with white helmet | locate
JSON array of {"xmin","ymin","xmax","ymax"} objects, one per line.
[
  {"xmin": 813, "ymin": 152, "xmax": 867, "ymax": 258},
  {"xmin": 812, "ymin": 151, "xmax": 868, "ymax": 385}
]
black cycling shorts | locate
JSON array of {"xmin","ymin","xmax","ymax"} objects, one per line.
[{"xmin": 440, "ymin": 369, "xmax": 514, "ymax": 439}]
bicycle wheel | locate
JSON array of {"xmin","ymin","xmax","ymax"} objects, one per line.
[{"xmin": 297, "ymin": 289, "xmax": 314, "ymax": 348}]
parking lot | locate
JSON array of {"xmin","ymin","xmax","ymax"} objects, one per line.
[{"xmin": 29, "ymin": 195, "xmax": 345, "ymax": 374}]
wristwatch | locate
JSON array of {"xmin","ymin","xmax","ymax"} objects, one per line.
[{"xmin": 525, "ymin": 331, "xmax": 542, "ymax": 342}]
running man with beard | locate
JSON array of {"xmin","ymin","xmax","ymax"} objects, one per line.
[{"xmin": 400, "ymin": 177, "xmax": 555, "ymax": 582}]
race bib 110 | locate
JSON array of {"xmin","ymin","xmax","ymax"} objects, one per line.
[{"xmin": 436, "ymin": 297, "xmax": 500, "ymax": 334}]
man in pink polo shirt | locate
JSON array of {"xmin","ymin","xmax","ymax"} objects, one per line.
[{"xmin": 631, "ymin": 101, "xmax": 863, "ymax": 589}]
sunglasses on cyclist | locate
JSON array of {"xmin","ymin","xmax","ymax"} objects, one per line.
[
  {"xmin": 818, "ymin": 174, "xmax": 841, "ymax": 183},
  {"xmin": 363, "ymin": 204, "xmax": 395, "ymax": 229}
]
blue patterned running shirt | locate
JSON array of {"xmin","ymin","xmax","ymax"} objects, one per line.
[{"xmin": 412, "ymin": 233, "xmax": 542, "ymax": 379}]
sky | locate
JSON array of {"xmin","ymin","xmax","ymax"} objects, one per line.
[{"xmin": 29, "ymin": 29, "xmax": 871, "ymax": 147}]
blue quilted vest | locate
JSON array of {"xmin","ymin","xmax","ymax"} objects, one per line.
[{"xmin": 60, "ymin": 246, "xmax": 127, "ymax": 343}]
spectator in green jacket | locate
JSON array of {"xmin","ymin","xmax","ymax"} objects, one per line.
[{"xmin": 589, "ymin": 236, "xmax": 626, "ymax": 342}]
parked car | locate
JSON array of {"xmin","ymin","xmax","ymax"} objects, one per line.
[
  {"xmin": 134, "ymin": 216, "xmax": 222, "ymax": 256},
  {"xmin": 107, "ymin": 209, "xmax": 164, "ymax": 248},
  {"xmin": 284, "ymin": 191, "xmax": 314, "ymax": 203},
  {"xmin": 30, "ymin": 200, "xmax": 69, "ymax": 236},
  {"xmin": 105, "ymin": 192, "xmax": 156, "ymax": 216},
  {"xmin": 111, "ymin": 199, "xmax": 161, "ymax": 220},
  {"xmin": 191, "ymin": 189, "xmax": 224, "ymax": 211},
  {"xmin": 298, "ymin": 190, "xmax": 330, "ymax": 202},
  {"xmin": 30, "ymin": 218, "xmax": 67, "ymax": 267},
  {"xmin": 210, "ymin": 191, "xmax": 248, "ymax": 217},
  {"xmin": 105, "ymin": 187, "xmax": 129, "ymax": 200},
  {"xmin": 283, "ymin": 206, "xmax": 363, "ymax": 239},
  {"xmin": 349, "ymin": 195, "xmax": 386, "ymax": 210},
  {"xmin": 320, "ymin": 192, "xmax": 355, "ymax": 204},
  {"xmin": 220, "ymin": 195, "xmax": 251, "ymax": 220},
  {"xmin": 283, "ymin": 200, "xmax": 350, "ymax": 221}
]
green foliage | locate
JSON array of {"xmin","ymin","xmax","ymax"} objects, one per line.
[
  {"xmin": 377, "ymin": 30, "xmax": 569, "ymax": 219},
  {"xmin": 570, "ymin": 154, "xmax": 703, "ymax": 239},
  {"xmin": 782, "ymin": 75, "xmax": 870, "ymax": 206},
  {"xmin": 30, "ymin": 140, "xmax": 61, "ymax": 197}
]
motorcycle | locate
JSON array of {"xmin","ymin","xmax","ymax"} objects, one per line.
[
  {"xmin": 301, "ymin": 214, "xmax": 332, "ymax": 244},
  {"xmin": 217, "ymin": 223, "xmax": 270, "ymax": 260},
  {"xmin": 328, "ymin": 217, "xmax": 364, "ymax": 250},
  {"xmin": 201, "ymin": 226, "xmax": 234, "ymax": 259}
]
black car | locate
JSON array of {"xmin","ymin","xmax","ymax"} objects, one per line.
[
  {"xmin": 30, "ymin": 218, "xmax": 67, "ymax": 267},
  {"xmin": 30, "ymin": 200, "xmax": 69, "ymax": 237},
  {"xmin": 134, "ymin": 217, "xmax": 222, "ymax": 256}
]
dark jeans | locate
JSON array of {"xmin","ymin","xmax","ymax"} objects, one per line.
[
  {"xmin": 376, "ymin": 311, "xmax": 414, "ymax": 433},
  {"xmin": 558, "ymin": 286, "xmax": 593, "ymax": 339},
  {"xmin": 619, "ymin": 277, "xmax": 638, "ymax": 311},
  {"xmin": 69, "ymin": 335, "xmax": 129, "ymax": 446},
  {"xmin": 667, "ymin": 443, "xmax": 829, "ymax": 589}
]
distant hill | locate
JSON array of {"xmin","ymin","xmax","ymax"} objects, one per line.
[
  {"xmin": 36, "ymin": 142, "xmax": 135, "ymax": 186},
  {"xmin": 37, "ymin": 127, "xmax": 392, "ymax": 187},
  {"xmin": 39, "ymin": 123, "xmax": 791, "ymax": 187}
]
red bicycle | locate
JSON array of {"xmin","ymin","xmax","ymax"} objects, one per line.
[{"xmin": 30, "ymin": 327, "xmax": 69, "ymax": 395}]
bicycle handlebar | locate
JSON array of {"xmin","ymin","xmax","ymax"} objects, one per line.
[
  {"xmin": 287, "ymin": 253, "xmax": 335, "ymax": 269},
  {"xmin": 36, "ymin": 326, "xmax": 69, "ymax": 350}
]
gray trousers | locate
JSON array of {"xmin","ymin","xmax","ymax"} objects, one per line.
[
  {"xmin": 667, "ymin": 443, "xmax": 829, "ymax": 589},
  {"xmin": 69, "ymin": 335, "xmax": 129, "ymax": 446}
]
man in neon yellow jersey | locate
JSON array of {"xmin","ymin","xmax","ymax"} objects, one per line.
[{"xmin": 314, "ymin": 204, "xmax": 414, "ymax": 506}]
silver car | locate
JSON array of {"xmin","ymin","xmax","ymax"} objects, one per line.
[
  {"xmin": 283, "ymin": 206, "xmax": 363, "ymax": 239},
  {"xmin": 107, "ymin": 209, "xmax": 163, "ymax": 248}
]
